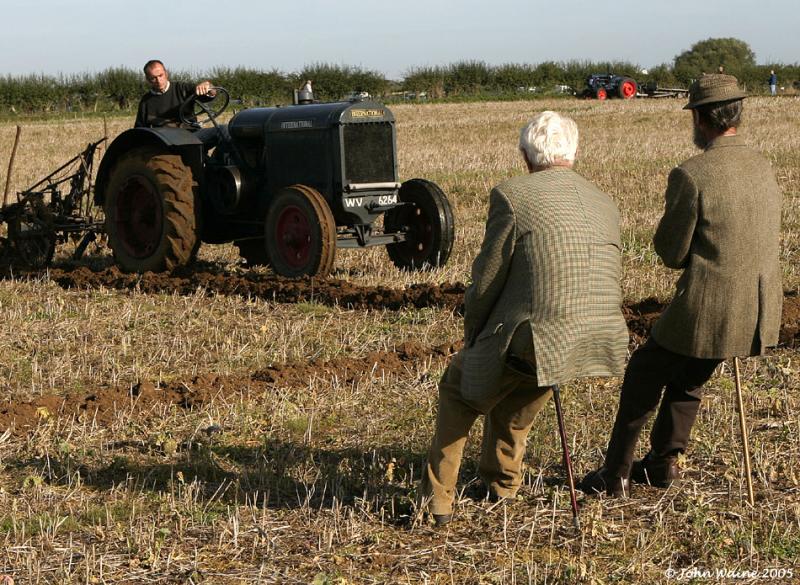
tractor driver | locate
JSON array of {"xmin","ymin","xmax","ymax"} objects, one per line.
[{"xmin": 134, "ymin": 60, "xmax": 216, "ymax": 128}]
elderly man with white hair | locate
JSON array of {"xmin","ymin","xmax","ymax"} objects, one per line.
[{"xmin": 418, "ymin": 111, "xmax": 628, "ymax": 526}]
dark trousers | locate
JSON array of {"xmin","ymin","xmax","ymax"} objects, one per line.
[{"xmin": 604, "ymin": 338, "xmax": 722, "ymax": 477}]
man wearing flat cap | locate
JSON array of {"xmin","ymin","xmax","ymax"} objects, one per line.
[{"xmin": 580, "ymin": 74, "xmax": 783, "ymax": 496}]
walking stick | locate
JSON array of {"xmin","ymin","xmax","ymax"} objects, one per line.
[
  {"xmin": 733, "ymin": 357, "xmax": 755, "ymax": 507},
  {"xmin": 552, "ymin": 385, "xmax": 581, "ymax": 530}
]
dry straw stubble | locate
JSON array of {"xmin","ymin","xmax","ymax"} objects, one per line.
[{"xmin": 0, "ymin": 97, "xmax": 798, "ymax": 583}]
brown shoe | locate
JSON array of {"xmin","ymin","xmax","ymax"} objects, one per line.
[
  {"xmin": 578, "ymin": 467, "xmax": 630, "ymax": 497},
  {"xmin": 631, "ymin": 452, "xmax": 679, "ymax": 488}
]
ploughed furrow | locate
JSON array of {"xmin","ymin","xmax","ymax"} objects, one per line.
[
  {"xmin": 624, "ymin": 294, "xmax": 800, "ymax": 348},
  {"xmin": 28, "ymin": 266, "xmax": 800, "ymax": 348},
  {"xmin": 0, "ymin": 288, "xmax": 800, "ymax": 433},
  {"xmin": 0, "ymin": 342, "xmax": 460, "ymax": 433},
  {"xmin": 2, "ymin": 291, "xmax": 799, "ymax": 434},
  {"xmin": 44, "ymin": 265, "xmax": 467, "ymax": 312}
]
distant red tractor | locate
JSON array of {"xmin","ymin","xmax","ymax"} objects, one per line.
[
  {"xmin": 581, "ymin": 74, "xmax": 638, "ymax": 100},
  {"xmin": 581, "ymin": 74, "xmax": 690, "ymax": 101}
]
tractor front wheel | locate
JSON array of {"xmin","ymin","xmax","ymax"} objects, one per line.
[
  {"xmin": 264, "ymin": 185, "xmax": 336, "ymax": 277},
  {"xmin": 104, "ymin": 149, "xmax": 198, "ymax": 272},
  {"xmin": 384, "ymin": 179, "xmax": 454, "ymax": 271},
  {"xmin": 595, "ymin": 87, "xmax": 608, "ymax": 100}
]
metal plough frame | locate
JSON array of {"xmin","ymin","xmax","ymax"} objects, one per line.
[{"xmin": 0, "ymin": 137, "xmax": 106, "ymax": 269}]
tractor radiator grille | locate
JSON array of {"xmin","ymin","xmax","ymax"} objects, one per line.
[{"xmin": 343, "ymin": 123, "xmax": 394, "ymax": 184}]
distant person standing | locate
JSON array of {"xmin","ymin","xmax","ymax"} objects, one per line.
[
  {"xmin": 769, "ymin": 70, "xmax": 778, "ymax": 95},
  {"xmin": 135, "ymin": 60, "xmax": 215, "ymax": 128}
]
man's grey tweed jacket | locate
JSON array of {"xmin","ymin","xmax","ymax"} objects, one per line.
[
  {"xmin": 651, "ymin": 135, "xmax": 783, "ymax": 358},
  {"xmin": 461, "ymin": 166, "xmax": 628, "ymax": 400}
]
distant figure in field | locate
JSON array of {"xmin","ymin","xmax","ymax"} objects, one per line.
[
  {"xmin": 579, "ymin": 74, "xmax": 783, "ymax": 497},
  {"xmin": 417, "ymin": 111, "xmax": 628, "ymax": 526},
  {"xmin": 769, "ymin": 70, "xmax": 778, "ymax": 96},
  {"xmin": 718, "ymin": 65, "xmax": 725, "ymax": 74},
  {"xmin": 135, "ymin": 60, "xmax": 215, "ymax": 128}
]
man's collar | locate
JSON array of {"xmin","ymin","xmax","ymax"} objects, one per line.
[
  {"xmin": 529, "ymin": 162, "xmax": 573, "ymax": 174},
  {"xmin": 706, "ymin": 133, "xmax": 745, "ymax": 151},
  {"xmin": 150, "ymin": 80, "xmax": 171, "ymax": 96}
]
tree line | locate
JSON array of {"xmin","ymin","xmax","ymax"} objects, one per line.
[
  {"xmin": 1, "ymin": 38, "xmax": 797, "ymax": 115},
  {"xmin": 0, "ymin": 64, "xmax": 391, "ymax": 115}
]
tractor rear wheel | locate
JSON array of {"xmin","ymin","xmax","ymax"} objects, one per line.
[
  {"xmin": 384, "ymin": 179, "xmax": 454, "ymax": 271},
  {"xmin": 618, "ymin": 78, "xmax": 637, "ymax": 99},
  {"xmin": 104, "ymin": 148, "xmax": 198, "ymax": 272},
  {"xmin": 595, "ymin": 87, "xmax": 608, "ymax": 100},
  {"xmin": 264, "ymin": 184, "xmax": 336, "ymax": 277}
]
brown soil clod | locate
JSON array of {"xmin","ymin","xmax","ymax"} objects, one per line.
[
  {"xmin": 780, "ymin": 290, "xmax": 800, "ymax": 346},
  {"xmin": 622, "ymin": 296, "xmax": 668, "ymax": 345},
  {"xmin": 0, "ymin": 342, "xmax": 461, "ymax": 434},
  {"xmin": 42, "ymin": 265, "xmax": 468, "ymax": 312},
  {"xmin": 35, "ymin": 264, "xmax": 800, "ymax": 348}
]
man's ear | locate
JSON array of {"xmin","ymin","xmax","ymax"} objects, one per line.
[{"xmin": 521, "ymin": 149, "xmax": 534, "ymax": 173}]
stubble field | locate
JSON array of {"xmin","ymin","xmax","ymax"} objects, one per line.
[{"xmin": 0, "ymin": 97, "xmax": 798, "ymax": 584}]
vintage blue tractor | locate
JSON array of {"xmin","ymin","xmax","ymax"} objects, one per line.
[{"xmin": 94, "ymin": 88, "xmax": 454, "ymax": 277}]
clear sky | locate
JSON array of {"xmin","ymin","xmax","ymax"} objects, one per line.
[{"xmin": 2, "ymin": 0, "xmax": 796, "ymax": 79}]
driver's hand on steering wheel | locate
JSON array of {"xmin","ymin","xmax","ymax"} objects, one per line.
[{"xmin": 195, "ymin": 81, "xmax": 216, "ymax": 97}]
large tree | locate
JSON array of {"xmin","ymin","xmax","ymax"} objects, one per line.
[{"xmin": 673, "ymin": 38, "xmax": 756, "ymax": 83}]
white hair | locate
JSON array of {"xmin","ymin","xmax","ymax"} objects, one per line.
[{"xmin": 519, "ymin": 111, "xmax": 579, "ymax": 167}]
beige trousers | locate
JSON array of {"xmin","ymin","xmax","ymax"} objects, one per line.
[{"xmin": 420, "ymin": 351, "xmax": 552, "ymax": 515}]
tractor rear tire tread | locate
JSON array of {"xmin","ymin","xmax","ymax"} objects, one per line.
[
  {"xmin": 143, "ymin": 154, "xmax": 196, "ymax": 271},
  {"xmin": 104, "ymin": 149, "xmax": 198, "ymax": 273}
]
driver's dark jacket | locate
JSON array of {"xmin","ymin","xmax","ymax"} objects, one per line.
[{"xmin": 135, "ymin": 81, "xmax": 198, "ymax": 128}]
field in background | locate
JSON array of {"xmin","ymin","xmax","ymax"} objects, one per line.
[{"xmin": 0, "ymin": 98, "xmax": 798, "ymax": 583}]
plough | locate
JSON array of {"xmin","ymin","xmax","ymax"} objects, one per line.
[{"xmin": 1, "ymin": 138, "xmax": 106, "ymax": 269}]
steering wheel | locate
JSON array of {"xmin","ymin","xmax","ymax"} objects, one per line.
[{"xmin": 178, "ymin": 87, "xmax": 230, "ymax": 128}]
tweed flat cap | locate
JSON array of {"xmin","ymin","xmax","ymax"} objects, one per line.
[{"xmin": 684, "ymin": 74, "xmax": 747, "ymax": 109}]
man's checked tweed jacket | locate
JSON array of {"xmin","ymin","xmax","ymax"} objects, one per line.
[
  {"xmin": 651, "ymin": 135, "xmax": 783, "ymax": 358},
  {"xmin": 461, "ymin": 166, "xmax": 628, "ymax": 399}
]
